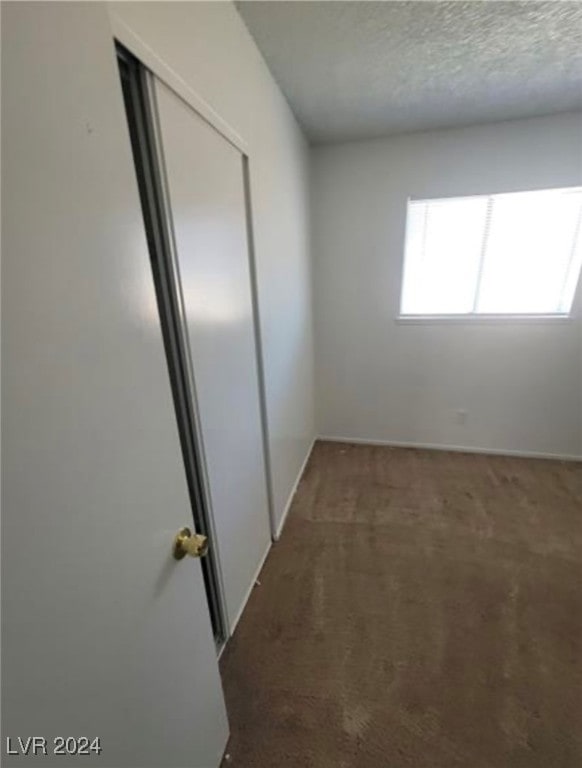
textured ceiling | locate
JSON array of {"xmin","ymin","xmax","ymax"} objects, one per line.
[{"xmin": 236, "ymin": 1, "xmax": 582, "ymax": 143}]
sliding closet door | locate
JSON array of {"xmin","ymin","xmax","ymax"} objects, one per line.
[{"xmin": 153, "ymin": 78, "xmax": 271, "ymax": 632}]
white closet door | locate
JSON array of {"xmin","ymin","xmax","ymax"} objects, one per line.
[
  {"xmin": 2, "ymin": 5, "xmax": 228, "ymax": 767},
  {"xmin": 154, "ymin": 79, "xmax": 271, "ymax": 632}
]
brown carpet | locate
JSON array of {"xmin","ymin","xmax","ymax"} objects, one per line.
[{"xmin": 220, "ymin": 441, "xmax": 582, "ymax": 767}]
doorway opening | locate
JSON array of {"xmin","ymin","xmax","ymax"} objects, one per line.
[{"xmin": 117, "ymin": 44, "xmax": 227, "ymax": 648}]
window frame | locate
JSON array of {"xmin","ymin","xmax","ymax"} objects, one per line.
[{"xmin": 396, "ymin": 187, "xmax": 582, "ymax": 323}]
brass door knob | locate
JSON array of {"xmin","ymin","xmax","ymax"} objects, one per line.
[{"xmin": 173, "ymin": 527, "xmax": 209, "ymax": 560}]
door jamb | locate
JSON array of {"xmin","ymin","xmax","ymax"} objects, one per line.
[{"xmin": 110, "ymin": 13, "xmax": 248, "ymax": 156}]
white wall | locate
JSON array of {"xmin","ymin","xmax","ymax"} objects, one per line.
[
  {"xmin": 109, "ymin": 2, "xmax": 315, "ymax": 531},
  {"xmin": 312, "ymin": 112, "xmax": 582, "ymax": 459}
]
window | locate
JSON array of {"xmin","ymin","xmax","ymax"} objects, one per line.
[{"xmin": 399, "ymin": 187, "xmax": 582, "ymax": 318}]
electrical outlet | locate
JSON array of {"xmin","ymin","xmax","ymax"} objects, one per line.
[{"xmin": 453, "ymin": 408, "xmax": 468, "ymax": 426}]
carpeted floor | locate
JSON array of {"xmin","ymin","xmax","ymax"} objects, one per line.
[{"xmin": 219, "ymin": 441, "xmax": 582, "ymax": 767}]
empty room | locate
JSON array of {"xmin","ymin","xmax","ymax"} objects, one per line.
[{"xmin": 2, "ymin": 2, "xmax": 581, "ymax": 767}]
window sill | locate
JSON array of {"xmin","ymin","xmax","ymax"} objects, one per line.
[{"xmin": 395, "ymin": 313, "xmax": 574, "ymax": 325}]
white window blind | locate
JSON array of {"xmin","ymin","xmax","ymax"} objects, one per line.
[{"xmin": 400, "ymin": 187, "xmax": 582, "ymax": 317}]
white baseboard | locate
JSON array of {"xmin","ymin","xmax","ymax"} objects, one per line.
[
  {"xmin": 228, "ymin": 539, "xmax": 272, "ymax": 638},
  {"xmin": 274, "ymin": 437, "xmax": 316, "ymax": 541},
  {"xmin": 318, "ymin": 435, "xmax": 582, "ymax": 462}
]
